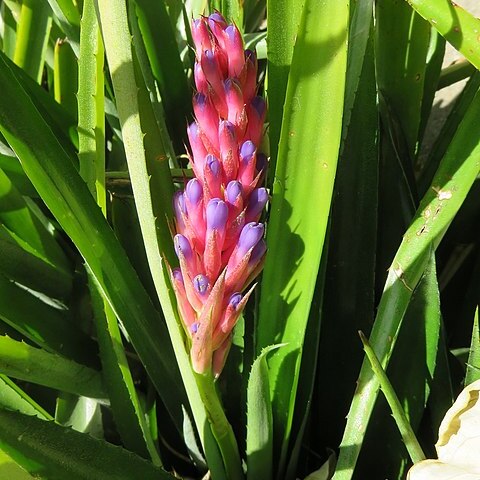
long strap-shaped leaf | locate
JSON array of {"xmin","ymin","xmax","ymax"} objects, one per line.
[
  {"xmin": 46, "ymin": 0, "xmax": 81, "ymax": 56},
  {"xmin": 405, "ymin": 0, "xmax": 480, "ymax": 70},
  {"xmin": 0, "ymin": 375, "xmax": 52, "ymax": 420},
  {"xmin": 0, "ymin": 274, "xmax": 97, "ymax": 366},
  {"xmin": 266, "ymin": 0, "xmax": 304, "ymax": 179},
  {"xmin": 0, "ymin": 407, "xmax": 175, "ymax": 480},
  {"xmin": 256, "ymin": 1, "xmax": 349, "ymax": 477},
  {"xmin": 95, "ymin": 1, "xmax": 230, "ymax": 477},
  {"xmin": 0, "ymin": 40, "xmax": 187, "ymax": 438},
  {"xmin": 333, "ymin": 84, "xmax": 480, "ymax": 480},
  {"xmin": 14, "ymin": 0, "xmax": 52, "ymax": 83},
  {"xmin": 0, "ymin": 335, "xmax": 105, "ymax": 399},
  {"xmin": 78, "ymin": 0, "xmax": 160, "ymax": 463}
]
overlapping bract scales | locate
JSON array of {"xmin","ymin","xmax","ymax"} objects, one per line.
[{"xmin": 171, "ymin": 12, "xmax": 268, "ymax": 376}]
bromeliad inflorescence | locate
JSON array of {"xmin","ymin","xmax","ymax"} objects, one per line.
[{"xmin": 170, "ymin": 12, "xmax": 268, "ymax": 377}]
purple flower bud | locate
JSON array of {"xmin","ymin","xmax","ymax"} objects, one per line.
[
  {"xmin": 172, "ymin": 268, "xmax": 183, "ymax": 283},
  {"xmin": 194, "ymin": 92, "xmax": 207, "ymax": 108},
  {"xmin": 191, "ymin": 322, "xmax": 199, "ymax": 333},
  {"xmin": 185, "ymin": 179, "xmax": 203, "ymax": 205},
  {"xmin": 228, "ymin": 293, "xmax": 243, "ymax": 310},
  {"xmin": 238, "ymin": 222, "xmax": 264, "ymax": 254},
  {"xmin": 206, "ymin": 154, "xmax": 221, "ymax": 177},
  {"xmin": 246, "ymin": 188, "xmax": 268, "ymax": 218},
  {"xmin": 173, "ymin": 190, "xmax": 187, "ymax": 215},
  {"xmin": 224, "ymin": 25, "xmax": 244, "ymax": 76},
  {"xmin": 205, "ymin": 49, "xmax": 216, "ymax": 62},
  {"xmin": 250, "ymin": 239, "xmax": 266, "ymax": 265},
  {"xmin": 226, "ymin": 181, "xmax": 243, "ymax": 204},
  {"xmin": 224, "ymin": 78, "xmax": 235, "ymax": 92},
  {"xmin": 208, "ymin": 12, "xmax": 227, "ymax": 30},
  {"xmin": 174, "ymin": 234, "xmax": 193, "ymax": 260},
  {"xmin": 251, "ymin": 96, "xmax": 266, "ymax": 117},
  {"xmin": 201, "ymin": 50, "xmax": 224, "ymax": 99},
  {"xmin": 222, "ymin": 120, "xmax": 236, "ymax": 137},
  {"xmin": 193, "ymin": 274, "xmax": 209, "ymax": 295},
  {"xmin": 240, "ymin": 140, "xmax": 256, "ymax": 163},
  {"xmin": 187, "ymin": 122, "xmax": 200, "ymax": 141},
  {"xmin": 207, "ymin": 198, "xmax": 228, "ymax": 230},
  {"xmin": 225, "ymin": 25, "xmax": 237, "ymax": 40}
]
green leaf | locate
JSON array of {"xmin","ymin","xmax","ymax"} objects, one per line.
[
  {"xmin": 0, "ymin": 43, "xmax": 187, "ymax": 434},
  {"xmin": 13, "ymin": 0, "xmax": 52, "ymax": 83},
  {"xmin": 111, "ymin": 196, "xmax": 157, "ymax": 301},
  {"xmin": 0, "ymin": 375, "xmax": 52, "ymax": 420},
  {"xmin": 417, "ymin": 27, "xmax": 445, "ymax": 146},
  {"xmin": 129, "ymin": 27, "xmax": 177, "ymax": 255},
  {"xmin": 79, "ymin": 0, "xmax": 163, "ymax": 464},
  {"xmin": 0, "ymin": 408, "xmax": 176, "ymax": 480},
  {"xmin": 466, "ymin": 308, "xmax": 480, "ymax": 386},
  {"xmin": 419, "ymin": 72, "xmax": 480, "ymax": 196},
  {"xmin": 220, "ymin": 0, "xmax": 243, "ymax": 26},
  {"xmin": 128, "ymin": 3, "xmax": 176, "ymax": 170},
  {"xmin": 54, "ymin": 38, "xmax": 78, "ymax": 120},
  {"xmin": 360, "ymin": 331, "xmax": 426, "ymax": 464},
  {"xmin": 284, "ymin": 249, "xmax": 328, "ymax": 480},
  {"xmin": 0, "ymin": 447, "xmax": 35, "ymax": 480},
  {"xmin": 55, "ymin": 395, "xmax": 104, "ymax": 438},
  {"xmin": 46, "ymin": 0, "xmax": 80, "ymax": 55},
  {"xmin": 77, "ymin": 0, "xmax": 105, "ymax": 203},
  {"xmin": 133, "ymin": 0, "xmax": 190, "ymax": 151},
  {"xmin": 0, "ymin": 224, "xmax": 72, "ymax": 300},
  {"xmin": 334, "ymin": 69, "xmax": 480, "ymax": 480},
  {"xmin": 357, "ymin": 253, "xmax": 441, "ymax": 479},
  {"xmin": 405, "ymin": 0, "xmax": 480, "ymax": 70},
  {"xmin": 438, "ymin": 59, "xmax": 476, "ymax": 90},
  {"xmin": 89, "ymin": 276, "xmax": 161, "ymax": 464},
  {"xmin": 256, "ymin": 1, "xmax": 349, "ymax": 477},
  {"xmin": 266, "ymin": 0, "xmax": 304, "ymax": 177},
  {"xmin": 376, "ymin": 0, "xmax": 430, "ymax": 157},
  {"xmin": 0, "ymin": 335, "xmax": 105, "ymax": 398},
  {"xmin": 0, "ymin": 3, "xmax": 16, "ymax": 59},
  {"xmin": 313, "ymin": 19, "xmax": 378, "ymax": 453},
  {"xmin": 246, "ymin": 345, "xmax": 283, "ymax": 480},
  {"xmin": 0, "ymin": 166, "xmax": 71, "ymax": 274},
  {"xmin": 1, "ymin": 50, "xmax": 79, "ymax": 154},
  {"xmin": 0, "ymin": 274, "xmax": 97, "ymax": 366},
  {"xmin": 427, "ymin": 326, "xmax": 454, "ymax": 434},
  {"xmin": 244, "ymin": 0, "xmax": 265, "ymax": 32},
  {"xmin": 0, "ymin": 142, "xmax": 36, "ymax": 197},
  {"xmin": 341, "ymin": 0, "xmax": 374, "ymax": 146}
]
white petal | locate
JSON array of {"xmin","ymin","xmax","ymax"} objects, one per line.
[
  {"xmin": 436, "ymin": 379, "xmax": 480, "ymax": 474},
  {"xmin": 407, "ymin": 460, "xmax": 480, "ymax": 480}
]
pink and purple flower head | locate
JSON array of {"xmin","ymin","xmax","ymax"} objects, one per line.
[{"xmin": 171, "ymin": 12, "xmax": 268, "ymax": 376}]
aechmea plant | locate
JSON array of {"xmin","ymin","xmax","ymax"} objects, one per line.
[{"xmin": 171, "ymin": 12, "xmax": 268, "ymax": 377}]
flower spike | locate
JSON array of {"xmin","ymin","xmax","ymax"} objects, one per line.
[{"xmin": 171, "ymin": 12, "xmax": 268, "ymax": 375}]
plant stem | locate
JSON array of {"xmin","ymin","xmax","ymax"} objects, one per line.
[
  {"xmin": 195, "ymin": 371, "xmax": 243, "ymax": 480},
  {"xmin": 359, "ymin": 331, "xmax": 426, "ymax": 464}
]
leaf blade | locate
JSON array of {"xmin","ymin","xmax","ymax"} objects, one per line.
[
  {"xmin": 256, "ymin": 0, "xmax": 349, "ymax": 475},
  {"xmin": 0, "ymin": 408, "xmax": 175, "ymax": 480}
]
